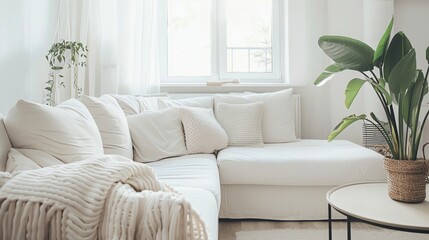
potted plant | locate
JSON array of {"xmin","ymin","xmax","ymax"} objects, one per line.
[
  {"xmin": 45, "ymin": 40, "xmax": 88, "ymax": 106},
  {"xmin": 314, "ymin": 18, "xmax": 429, "ymax": 203}
]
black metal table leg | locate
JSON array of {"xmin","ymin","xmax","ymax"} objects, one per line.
[
  {"xmin": 328, "ymin": 204, "xmax": 332, "ymax": 240},
  {"xmin": 347, "ymin": 216, "xmax": 352, "ymax": 240}
]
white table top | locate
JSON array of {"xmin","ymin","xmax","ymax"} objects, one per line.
[{"xmin": 327, "ymin": 182, "xmax": 429, "ymax": 231}]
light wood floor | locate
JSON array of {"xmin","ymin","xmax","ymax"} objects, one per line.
[{"xmin": 218, "ymin": 219, "xmax": 377, "ymax": 240}]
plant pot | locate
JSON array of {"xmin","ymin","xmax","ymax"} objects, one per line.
[{"xmin": 384, "ymin": 158, "xmax": 428, "ymax": 203}]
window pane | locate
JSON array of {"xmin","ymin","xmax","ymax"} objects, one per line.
[
  {"xmin": 225, "ymin": 0, "xmax": 272, "ymax": 73},
  {"xmin": 232, "ymin": 49, "xmax": 249, "ymax": 72},
  {"xmin": 168, "ymin": 0, "xmax": 211, "ymax": 76}
]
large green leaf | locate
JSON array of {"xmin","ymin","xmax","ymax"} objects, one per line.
[
  {"xmin": 383, "ymin": 32, "xmax": 413, "ymax": 81},
  {"xmin": 328, "ymin": 114, "xmax": 366, "ymax": 141},
  {"xmin": 402, "ymin": 70, "xmax": 425, "ymax": 127},
  {"xmin": 318, "ymin": 36, "xmax": 375, "ymax": 72},
  {"xmin": 370, "ymin": 82, "xmax": 392, "ymax": 106},
  {"xmin": 387, "ymin": 49, "xmax": 416, "ymax": 101},
  {"xmin": 374, "ymin": 17, "xmax": 394, "ymax": 67},
  {"xmin": 314, "ymin": 64, "xmax": 344, "ymax": 86},
  {"xmin": 345, "ymin": 78, "xmax": 366, "ymax": 109},
  {"xmin": 379, "ymin": 77, "xmax": 386, "ymax": 88},
  {"xmin": 401, "ymin": 81, "xmax": 415, "ymax": 126}
]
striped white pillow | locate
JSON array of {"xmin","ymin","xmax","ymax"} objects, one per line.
[{"xmin": 215, "ymin": 102, "xmax": 263, "ymax": 146}]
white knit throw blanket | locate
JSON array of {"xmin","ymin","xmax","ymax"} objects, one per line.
[{"xmin": 0, "ymin": 155, "xmax": 208, "ymax": 240}]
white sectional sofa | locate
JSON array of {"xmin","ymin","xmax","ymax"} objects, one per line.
[{"xmin": 0, "ymin": 89, "xmax": 387, "ymax": 239}]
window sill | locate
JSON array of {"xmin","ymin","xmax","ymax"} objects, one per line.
[{"xmin": 160, "ymin": 83, "xmax": 305, "ymax": 93}]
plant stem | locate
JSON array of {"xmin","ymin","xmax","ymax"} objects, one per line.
[
  {"xmin": 369, "ymin": 70, "xmax": 379, "ymax": 84},
  {"xmin": 389, "ymin": 105, "xmax": 400, "ymax": 158},
  {"xmin": 360, "ymin": 71, "xmax": 372, "ymax": 81},
  {"xmin": 415, "ymin": 110, "xmax": 429, "ymax": 159},
  {"xmin": 425, "ymin": 66, "xmax": 429, "ymax": 81},
  {"xmin": 398, "ymin": 94, "xmax": 405, "ymax": 159},
  {"xmin": 360, "ymin": 71, "xmax": 400, "ymax": 157}
]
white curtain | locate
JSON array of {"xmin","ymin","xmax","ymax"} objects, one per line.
[
  {"xmin": 116, "ymin": 0, "xmax": 160, "ymax": 95},
  {"xmin": 55, "ymin": 0, "xmax": 160, "ymax": 97}
]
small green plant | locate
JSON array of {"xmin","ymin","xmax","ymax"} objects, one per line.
[
  {"xmin": 45, "ymin": 40, "xmax": 88, "ymax": 105},
  {"xmin": 314, "ymin": 18, "xmax": 429, "ymax": 160}
]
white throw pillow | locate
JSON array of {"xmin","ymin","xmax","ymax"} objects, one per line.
[
  {"xmin": 178, "ymin": 107, "xmax": 228, "ymax": 154},
  {"xmin": 0, "ymin": 114, "xmax": 11, "ymax": 172},
  {"xmin": 127, "ymin": 108, "xmax": 188, "ymax": 163},
  {"xmin": 109, "ymin": 95, "xmax": 150, "ymax": 115},
  {"xmin": 6, "ymin": 148, "xmax": 41, "ymax": 173},
  {"xmin": 216, "ymin": 102, "xmax": 263, "ymax": 146},
  {"xmin": 215, "ymin": 89, "xmax": 296, "ymax": 143},
  {"xmin": 17, "ymin": 149, "xmax": 64, "ymax": 167},
  {"xmin": 139, "ymin": 93, "xmax": 171, "ymax": 110},
  {"xmin": 5, "ymin": 99, "xmax": 103, "ymax": 163},
  {"xmin": 80, "ymin": 95, "xmax": 133, "ymax": 159},
  {"xmin": 158, "ymin": 96, "xmax": 214, "ymax": 109}
]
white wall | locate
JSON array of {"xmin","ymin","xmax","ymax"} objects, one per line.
[{"xmin": 0, "ymin": 0, "xmax": 59, "ymax": 114}]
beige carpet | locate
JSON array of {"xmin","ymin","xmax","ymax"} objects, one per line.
[{"xmin": 236, "ymin": 228, "xmax": 429, "ymax": 240}]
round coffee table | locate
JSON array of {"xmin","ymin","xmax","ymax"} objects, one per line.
[{"xmin": 326, "ymin": 182, "xmax": 429, "ymax": 240}]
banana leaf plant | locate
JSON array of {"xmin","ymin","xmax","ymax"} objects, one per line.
[{"xmin": 314, "ymin": 18, "xmax": 429, "ymax": 160}]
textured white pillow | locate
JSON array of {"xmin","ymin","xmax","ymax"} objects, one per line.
[
  {"xmin": 5, "ymin": 99, "xmax": 103, "ymax": 163},
  {"xmin": 216, "ymin": 102, "xmax": 263, "ymax": 146},
  {"xmin": 158, "ymin": 96, "xmax": 214, "ymax": 109},
  {"xmin": 109, "ymin": 95, "xmax": 150, "ymax": 115},
  {"xmin": 17, "ymin": 149, "xmax": 64, "ymax": 167},
  {"xmin": 178, "ymin": 107, "xmax": 228, "ymax": 154},
  {"xmin": 80, "ymin": 95, "xmax": 133, "ymax": 159},
  {"xmin": 127, "ymin": 108, "xmax": 188, "ymax": 163},
  {"xmin": 215, "ymin": 89, "xmax": 296, "ymax": 143},
  {"xmin": 6, "ymin": 148, "xmax": 41, "ymax": 173}
]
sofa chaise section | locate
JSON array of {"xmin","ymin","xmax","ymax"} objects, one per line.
[
  {"xmin": 217, "ymin": 139, "xmax": 386, "ymax": 220},
  {"xmin": 146, "ymin": 153, "xmax": 221, "ymax": 240},
  {"xmin": 147, "ymin": 154, "xmax": 221, "ymax": 209}
]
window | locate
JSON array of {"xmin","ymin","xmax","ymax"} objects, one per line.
[{"xmin": 160, "ymin": 0, "xmax": 282, "ymax": 83}]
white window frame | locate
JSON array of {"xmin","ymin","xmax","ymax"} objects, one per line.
[{"xmin": 159, "ymin": 0, "xmax": 283, "ymax": 83}]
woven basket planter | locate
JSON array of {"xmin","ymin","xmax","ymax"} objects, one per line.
[{"xmin": 384, "ymin": 158, "xmax": 428, "ymax": 203}]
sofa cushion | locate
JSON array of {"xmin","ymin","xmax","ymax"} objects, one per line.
[
  {"xmin": 147, "ymin": 154, "xmax": 221, "ymax": 208},
  {"xmin": 216, "ymin": 102, "xmax": 263, "ymax": 146},
  {"xmin": 0, "ymin": 114, "xmax": 11, "ymax": 172},
  {"xmin": 80, "ymin": 95, "xmax": 133, "ymax": 159},
  {"xmin": 217, "ymin": 140, "xmax": 386, "ymax": 186},
  {"xmin": 179, "ymin": 107, "xmax": 228, "ymax": 154},
  {"xmin": 139, "ymin": 93, "xmax": 170, "ymax": 110},
  {"xmin": 109, "ymin": 95, "xmax": 149, "ymax": 115},
  {"xmin": 127, "ymin": 108, "xmax": 187, "ymax": 163},
  {"xmin": 158, "ymin": 96, "xmax": 214, "ymax": 109},
  {"xmin": 17, "ymin": 149, "xmax": 64, "ymax": 168},
  {"xmin": 6, "ymin": 148, "xmax": 41, "ymax": 173},
  {"xmin": 5, "ymin": 99, "xmax": 103, "ymax": 164},
  {"xmin": 215, "ymin": 88, "xmax": 296, "ymax": 143},
  {"xmin": 175, "ymin": 187, "xmax": 218, "ymax": 240}
]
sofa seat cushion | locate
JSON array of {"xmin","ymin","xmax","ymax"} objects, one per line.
[
  {"xmin": 147, "ymin": 154, "xmax": 221, "ymax": 208},
  {"xmin": 217, "ymin": 140, "xmax": 386, "ymax": 186},
  {"xmin": 175, "ymin": 187, "xmax": 218, "ymax": 240}
]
